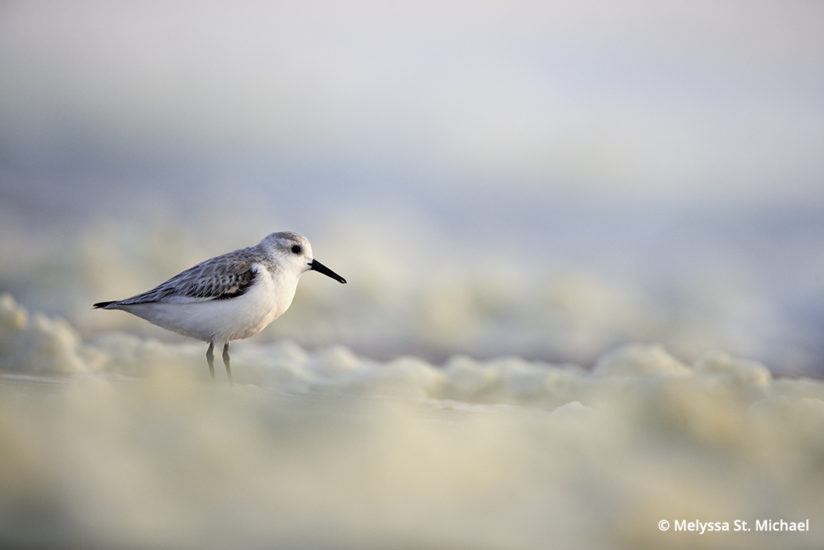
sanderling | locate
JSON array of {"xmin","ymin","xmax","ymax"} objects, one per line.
[{"xmin": 94, "ymin": 231, "xmax": 346, "ymax": 381}]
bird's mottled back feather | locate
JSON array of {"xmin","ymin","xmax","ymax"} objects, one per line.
[{"xmin": 113, "ymin": 247, "xmax": 266, "ymax": 306}]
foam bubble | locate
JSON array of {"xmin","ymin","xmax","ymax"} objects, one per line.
[
  {"xmin": 1, "ymin": 295, "xmax": 823, "ymax": 549},
  {"xmin": 0, "ymin": 293, "xmax": 103, "ymax": 373}
]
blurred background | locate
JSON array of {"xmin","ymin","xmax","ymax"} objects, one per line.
[{"xmin": 1, "ymin": 0, "xmax": 823, "ymax": 374}]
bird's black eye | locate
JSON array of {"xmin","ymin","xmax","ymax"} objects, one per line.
[{"xmin": 291, "ymin": 245, "xmax": 302, "ymax": 254}]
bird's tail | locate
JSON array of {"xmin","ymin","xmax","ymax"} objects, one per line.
[{"xmin": 93, "ymin": 301, "xmax": 117, "ymax": 309}]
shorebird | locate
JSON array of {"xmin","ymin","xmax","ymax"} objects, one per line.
[{"xmin": 94, "ymin": 231, "xmax": 346, "ymax": 381}]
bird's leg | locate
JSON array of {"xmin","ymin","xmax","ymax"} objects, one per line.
[
  {"xmin": 222, "ymin": 342, "xmax": 233, "ymax": 384},
  {"xmin": 206, "ymin": 341, "xmax": 215, "ymax": 380}
]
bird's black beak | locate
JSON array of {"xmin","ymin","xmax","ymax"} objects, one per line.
[{"xmin": 309, "ymin": 259, "xmax": 347, "ymax": 284}]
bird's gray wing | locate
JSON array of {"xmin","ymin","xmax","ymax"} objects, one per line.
[{"xmin": 115, "ymin": 252, "xmax": 259, "ymax": 306}]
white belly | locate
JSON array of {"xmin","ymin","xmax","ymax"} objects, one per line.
[{"xmin": 121, "ymin": 267, "xmax": 299, "ymax": 343}]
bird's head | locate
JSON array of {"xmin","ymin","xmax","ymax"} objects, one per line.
[{"xmin": 259, "ymin": 232, "xmax": 347, "ymax": 283}]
